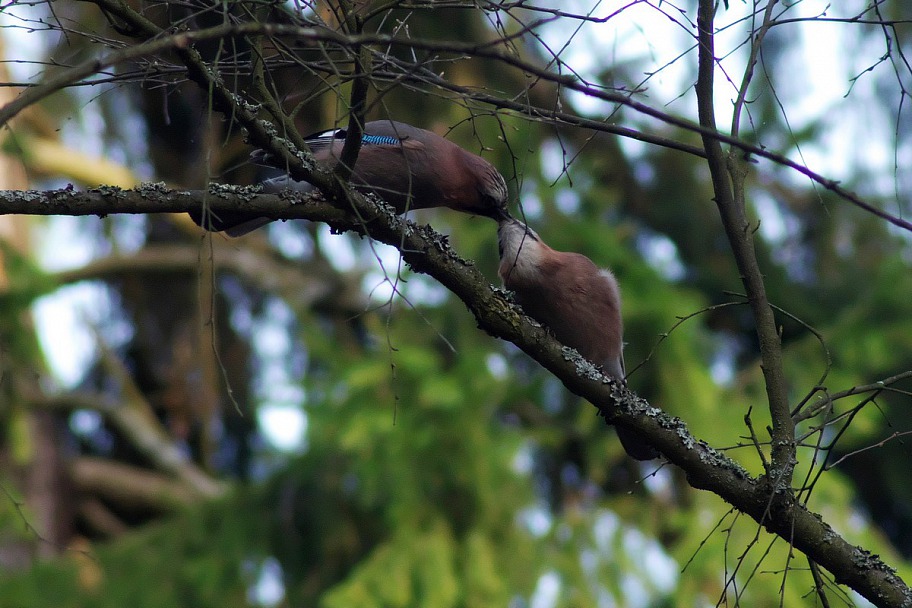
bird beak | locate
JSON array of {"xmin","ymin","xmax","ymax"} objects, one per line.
[{"xmin": 490, "ymin": 205, "xmax": 513, "ymax": 222}]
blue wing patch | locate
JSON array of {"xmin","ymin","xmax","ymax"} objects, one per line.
[
  {"xmin": 362, "ymin": 134, "xmax": 401, "ymax": 146},
  {"xmin": 304, "ymin": 128, "xmax": 401, "ymax": 148}
]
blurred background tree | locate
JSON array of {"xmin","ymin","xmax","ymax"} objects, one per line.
[{"xmin": 0, "ymin": 0, "xmax": 910, "ymax": 606}]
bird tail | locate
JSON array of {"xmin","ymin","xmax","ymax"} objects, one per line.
[
  {"xmin": 616, "ymin": 426, "xmax": 659, "ymax": 461},
  {"xmin": 260, "ymin": 175, "xmax": 315, "ymax": 195},
  {"xmin": 224, "ymin": 217, "xmax": 275, "ymax": 237}
]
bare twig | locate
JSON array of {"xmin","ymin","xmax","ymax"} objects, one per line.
[
  {"xmin": 696, "ymin": 0, "xmax": 794, "ymax": 485},
  {"xmin": 793, "ymin": 371, "xmax": 912, "ymax": 423},
  {"xmin": 743, "ymin": 406, "xmax": 770, "ymax": 474}
]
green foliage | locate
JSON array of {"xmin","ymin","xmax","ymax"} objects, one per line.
[{"xmin": 0, "ymin": 494, "xmax": 264, "ymax": 608}]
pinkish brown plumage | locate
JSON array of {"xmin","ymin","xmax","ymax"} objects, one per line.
[
  {"xmin": 201, "ymin": 120, "xmax": 509, "ymax": 236},
  {"xmin": 497, "ymin": 215, "xmax": 657, "ymax": 460}
]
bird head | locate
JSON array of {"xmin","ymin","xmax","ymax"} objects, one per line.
[
  {"xmin": 497, "ymin": 214, "xmax": 545, "ymax": 276},
  {"xmin": 478, "ymin": 166, "xmax": 510, "ymax": 219},
  {"xmin": 453, "ymin": 153, "xmax": 510, "ymax": 220}
]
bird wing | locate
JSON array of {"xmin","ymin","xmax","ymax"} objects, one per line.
[
  {"xmin": 302, "ymin": 127, "xmax": 347, "ymax": 153},
  {"xmin": 303, "ymin": 128, "xmax": 404, "ymax": 149},
  {"xmin": 253, "ymin": 121, "xmax": 426, "ymax": 167},
  {"xmin": 304, "ymin": 121, "xmax": 424, "ymax": 149}
]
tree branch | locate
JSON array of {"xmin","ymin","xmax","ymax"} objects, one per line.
[
  {"xmin": 52, "ymin": 241, "xmax": 368, "ymax": 317},
  {"xmin": 1, "ymin": 184, "xmax": 908, "ymax": 604},
  {"xmin": 2, "ymin": 16, "xmax": 908, "ymax": 232},
  {"xmin": 70, "ymin": 457, "xmax": 200, "ymax": 513},
  {"xmin": 31, "ymin": 384, "xmax": 224, "ymax": 500},
  {"xmin": 696, "ymin": 0, "xmax": 794, "ymax": 484}
]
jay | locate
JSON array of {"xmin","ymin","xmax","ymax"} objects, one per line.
[
  {"xmin": 496, "ymin": 211, "xmax": 658, "ymax": 461},
  {"xmin": 199, "ymin": 120, "xmax": 509, "ymax": 236}
]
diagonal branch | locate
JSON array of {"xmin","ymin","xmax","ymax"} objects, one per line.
[
  {"xmin": 0, "ymin": 183, "xmax": 908, "ymax": 605},
  {"xmin": 31, "ymin": 387, "xmax": 224, "ymax": 500}
]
